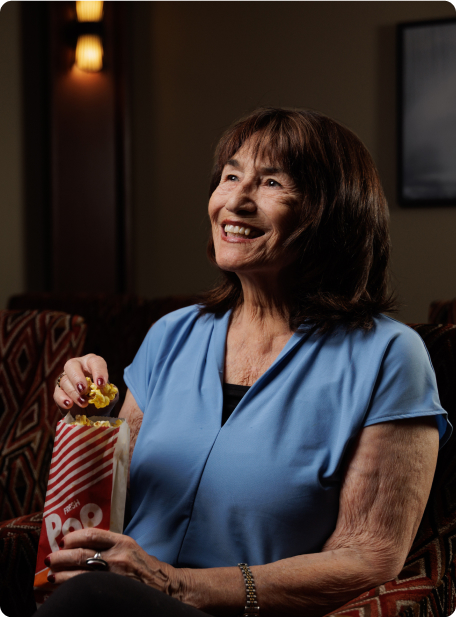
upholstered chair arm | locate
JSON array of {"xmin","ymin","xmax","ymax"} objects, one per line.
[{"xmin": 0, "ymin": 511, "xmax": 43, "ymax": 617}]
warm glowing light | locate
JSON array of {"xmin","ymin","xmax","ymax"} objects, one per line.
[
  {"xmin": 75, "ymin": 35, "xmax": 103, "ymax": 72},
  {"xmin": 76, "ymin": 1, "xmax": 104, "ymax": 22}
]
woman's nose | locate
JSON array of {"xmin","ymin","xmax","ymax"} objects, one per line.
[{"xmin": 225, "ymin": 183, "xmax": 256, "ymax": 214}]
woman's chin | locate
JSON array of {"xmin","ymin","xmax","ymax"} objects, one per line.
[
  {"xmin": 214, "ymin": 253, "xmax": 246, "ymax": 272},
  {"xmin": 216, "ymin": 261, "xmax": 244, "ymax": 275},
  {"xmin": 216, "ymin": 261, "xmax": 272, "ymax": 280}
]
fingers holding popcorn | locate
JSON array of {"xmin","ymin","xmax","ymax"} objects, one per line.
[
  {"xmin": 63, "ymin": 357, "xmax": 91, "ymax": 395},
  {"xmin": 79, "ymin": 353, "xmax": 110, "ymax": 389},
  {"xmin": 54, "ymin": 371, "xmax": 87, "ymax": 411},
  {"xmin": 53, "ymin": 355, "xmax": 116, "ymax": 413},
  {"xmin": 65, "ymin": 354, "xmax": 108, "ymax": 390}
]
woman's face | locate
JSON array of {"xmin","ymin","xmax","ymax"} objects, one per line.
[{"xmin": 208, "ymin": 139, "xmax": 300, "ymax": 281}]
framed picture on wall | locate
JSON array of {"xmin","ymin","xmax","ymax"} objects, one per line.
[{"xmin": 398, "ymin": 18, "xmax": 456, "ymax": 206}]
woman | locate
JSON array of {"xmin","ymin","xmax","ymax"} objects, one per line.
[{"xmin": 40, "ymin": 108, "xmax": 450, "ymax": 617}]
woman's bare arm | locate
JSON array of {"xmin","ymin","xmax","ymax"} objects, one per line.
[
  {"xmin": 178, "ymin": 416, "xmax": 439, "ymax": 617},
  {"xmin": 117, "ymin": 389, "xmax": 143, "ymax": 491}
]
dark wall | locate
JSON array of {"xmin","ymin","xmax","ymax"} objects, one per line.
[{"xmin": 129, "ymin": 1, "xmax": 455, "ymax": 322}]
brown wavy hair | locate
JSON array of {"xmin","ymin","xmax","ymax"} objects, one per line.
[{"xmin": 198, "ymin": 107, "xmax": 397, "ymax": 332}]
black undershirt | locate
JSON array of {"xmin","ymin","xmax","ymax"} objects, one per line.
[{"xmin": 222, "ymin": 383, "xmax": 250, "ymax": 426}]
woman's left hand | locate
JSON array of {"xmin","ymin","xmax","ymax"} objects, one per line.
[{"xmin": 46, "ymin": 528, "xmax": 181, "ymax": 594}]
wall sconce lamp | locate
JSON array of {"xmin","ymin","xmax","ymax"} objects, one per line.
[{"xmin": 73, "ymin": 1, "xmax": 104, "ymax": 72}]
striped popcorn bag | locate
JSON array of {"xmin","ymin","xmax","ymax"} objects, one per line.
[{"xmin": 34, "ymin": 413, "xmax": 129, "ymax": 605}]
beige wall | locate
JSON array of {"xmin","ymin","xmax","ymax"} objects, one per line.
[
  {"xmin": 0, "ymin": 1, "xmax": 24, "ymax": 309},
  {"xmin": 130, "ymin": 1, "xmax": 455, "ymax": 323}
]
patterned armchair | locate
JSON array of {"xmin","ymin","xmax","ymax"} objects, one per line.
[{"xmin": 0, "ymin": 311, "xmax": 86, "ymax": 617}]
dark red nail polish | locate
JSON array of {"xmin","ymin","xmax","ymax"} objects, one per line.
[
  {"xmin": 59, "ymin": 540, "xmax": 65, "ymax": 549},
  {"xmin": 64, "ymin": 400, "xmax": 71, "ymax": 407},
  {"xmin": 97, "ymin": 378, "xmax": 104, "ymax": 386},
  {"xmin": 48, "ymin": 573, "xmax": 55, "ymax": 583},
  {"xmin": 44, "ymin": 556, "xmax": 51, "ymax": 567},
  {"xmin": 78, "ymin": 396, "xmax": 86, "ymax": 405},
  {"xmin": 77, "ymin": 383, "xmax": 85, "ymax": 393}
]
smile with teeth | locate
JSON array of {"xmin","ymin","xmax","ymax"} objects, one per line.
[{"xmin": 224, "ymin": 224, "xmax": 263, "ymax": 238}]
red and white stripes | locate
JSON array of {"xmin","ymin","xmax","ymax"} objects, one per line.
[{"xmin": 43, "ymin": 421, "xmax": 119, "ymax": 518}]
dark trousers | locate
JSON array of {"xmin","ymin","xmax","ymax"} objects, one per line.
[{"xmin": 34, "ymin": 572, "xmax": 213, "ymax": 617}]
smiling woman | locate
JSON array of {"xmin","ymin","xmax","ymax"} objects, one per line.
[
  {"xmin": 208, "ymin": 138, "xmax": 300, "ymax": 287},
  {"xmin": 38, "ymin": 108, "xmax": 451, "ymax": 617},
  {"xmin": 201, "ymin": 107, "xmax": 395, "ymax": 332}
]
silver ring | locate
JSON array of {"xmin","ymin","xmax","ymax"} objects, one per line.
[{"xmin": 85, "ymin": 551, "xmax": 109, "ymax": 571}]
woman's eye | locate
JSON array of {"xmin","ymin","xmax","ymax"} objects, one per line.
[
  {"xmin": 266, "ymin": 179, "xmax": 281, "ymax": 187},
  {"xmin": 227, "ymin": 174, "xmax": 238, "ymax": 182}
]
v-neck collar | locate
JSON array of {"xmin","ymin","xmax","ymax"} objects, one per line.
[{"xmin": 213, "ymin": 309, "xmax": 311, "ymax": 399}]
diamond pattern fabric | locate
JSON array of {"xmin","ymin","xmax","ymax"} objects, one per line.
[{"xmin": 0, "ymin": 310, "xmax": 86, "ymax": 521}]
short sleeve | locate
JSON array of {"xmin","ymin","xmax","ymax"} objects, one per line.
[
  {"xmin": 364, "ymin": 326, "xmax": 452, "ymax": 448},
  {"xmin": 123, "ymin": 318, "xmax": 168, "ymax": 412}
]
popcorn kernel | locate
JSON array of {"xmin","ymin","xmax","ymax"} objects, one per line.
[
  {"xmin": 85, "ymin": 376, "xmax": 118, "ymax": 409},
  {"xmin": 72, "ymin": 414, "xmax": 122, "ymax": 428}
]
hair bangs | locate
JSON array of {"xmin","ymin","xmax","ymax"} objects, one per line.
[{"xmin": 210, "ymin": 110, "xmax": 305, "ymax": 196}]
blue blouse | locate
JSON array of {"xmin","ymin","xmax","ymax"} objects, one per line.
[{"xmin": 123, "ymin": 306, "xmax": 451, "ymax": 568}]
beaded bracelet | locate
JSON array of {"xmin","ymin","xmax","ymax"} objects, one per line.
[{"xmin": 238, "ymin": 563, "xmax": 260, "ymax": 617}]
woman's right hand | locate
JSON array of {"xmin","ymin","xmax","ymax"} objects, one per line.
[{"xmin": 53, "ymin": 354, "xmax": 117, "ymax": 415}]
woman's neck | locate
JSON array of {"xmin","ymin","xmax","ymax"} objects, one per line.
[
  {"xmin": 238, "ymin": 270, "xmax": 291, "ymax": 321},
  {"xmin": 233, "ymin": 275, "xmax": 293, "ymax": 337}
]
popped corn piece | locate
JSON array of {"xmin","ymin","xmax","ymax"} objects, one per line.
[
  {"xmin": 73, "ymin": 414, "xmax": 92, "ymax": 426},
  {"xmin": 93, "ymin": 419, "xmax": 123, "ymax": 428},
  {"xmin": 85, "ymin": 376, "xmax": 118, "ymax": 409},
  {"xmin": 71, "ymin": 415, "xmax": 123, "ymax": 428}
]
